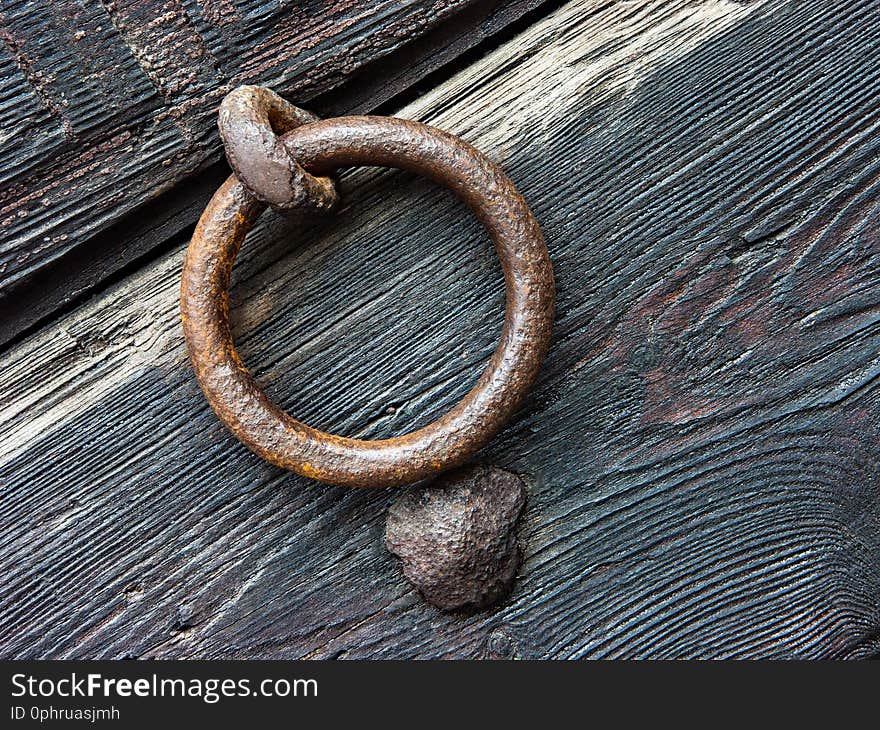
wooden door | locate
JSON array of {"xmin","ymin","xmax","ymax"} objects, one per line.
[{"xmin": 1, "ymin": 0, "xmax": 878, "ymax": 659}]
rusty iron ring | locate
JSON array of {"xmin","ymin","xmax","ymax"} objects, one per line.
[{"xmin": 181, "ymin": 115, "xmax": 554, "ymax": 488}]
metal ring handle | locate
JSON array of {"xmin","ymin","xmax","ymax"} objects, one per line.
[{"xmin": 181, "ymin": 116, "xmax": 554, "ymax": 488}]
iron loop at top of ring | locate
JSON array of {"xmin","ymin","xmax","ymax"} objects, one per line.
[
  {"xmin": 218, "ymin": 85, "xmax": 339, "ymax": 213},
  {"xmin": 181, "ymin": 113, "xmax": 554, "ymax": 488}
]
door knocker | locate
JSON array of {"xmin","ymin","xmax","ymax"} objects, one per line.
[{"xmin": 180, "ymin": 86, "xmax": 554, "ymax": 489}]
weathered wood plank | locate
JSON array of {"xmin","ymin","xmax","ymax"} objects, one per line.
[
  {"xmin": 1, "ymin": 0, "xmax": 879, "ymax": 658},
  {"xmin": 0, "ymin": 0, "xmax": 548, "ymax": 346}
]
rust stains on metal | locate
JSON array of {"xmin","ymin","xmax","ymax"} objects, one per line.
[
  {"xmin": 385, "ymin": 466, "xmax": 527, "ymax": 611},
  {"xmin": 181, "ymin": 86, "xmax": 554, "ymax": 488}
]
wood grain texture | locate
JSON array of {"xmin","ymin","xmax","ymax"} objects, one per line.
[
  {"xmin": 1, "ymin": 0, "xmax": 879, "ymax": 659},
  {"xmin": 0, "ymin": 0, "xmax": 548, "ymax": 346}
]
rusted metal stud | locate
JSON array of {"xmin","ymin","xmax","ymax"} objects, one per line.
[
  {"xmin": 181, "ymin": 87, "xmax": 554, "ymax": 488},
  {"xmin": 385, "ymin": 465, "xmax": 527, "ymax": 611}
]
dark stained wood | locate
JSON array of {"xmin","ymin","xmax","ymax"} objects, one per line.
[
  {"xmin": 0, "ymin": 0, "xmax": 550, "ymax": 347},
  {"xmin": 1, "ymin": 0, "xmax": 879, "ymax": 659}
]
